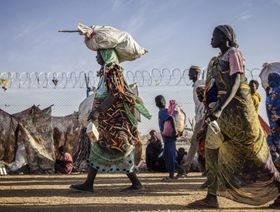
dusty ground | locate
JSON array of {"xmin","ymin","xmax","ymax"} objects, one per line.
[{"xmin": 0, "ymin": 172, "xmax": 278, "ymax": 212}]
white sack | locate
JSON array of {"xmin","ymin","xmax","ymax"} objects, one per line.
[
  {"xmin": 78, "ymin": 93, "xmax": 95, "ymax": 128},
  {"xmin": 78, "ymin": 23, "xmax": 147, "ymax": 63}
]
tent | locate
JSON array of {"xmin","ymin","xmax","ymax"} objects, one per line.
[
  {"xmin": 0, "ymin": 105, "xmax": 90, "ymax": 173},
  {"xmin": 52, "ymin": 112, "xmax": 81, "ymax": 156},
  {"xmin": 0, "ymin": 109, "xmax": 18, "ymax": 163},
  {"xmin": 13, "ymin": 106, "xmax": 55, "ymax": 172}
]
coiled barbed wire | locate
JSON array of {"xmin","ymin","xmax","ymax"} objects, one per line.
[{"xmin": 0, "ymin": 68, "xmax": 260, "ymax": 89}]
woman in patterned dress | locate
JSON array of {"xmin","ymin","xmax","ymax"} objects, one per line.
[
  {"xmin": 187, "ymin": 25, "xmax": 280, "ymax": 208},
  {"xmin": 70, "ymin": 49, "xmax": 151, "ymax": 192}
]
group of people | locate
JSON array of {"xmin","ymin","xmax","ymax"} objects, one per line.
[
  {"xmin": 145, "ymin": 130, "xmax": 200, "ymax": 174},
  {"xmin": 69, "ymin": 24, "xmax": 280, "ymax": 209}
]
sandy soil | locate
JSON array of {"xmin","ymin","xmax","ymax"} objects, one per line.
[{"xmin": 0, "ymin": 172, "xmax": 278, "ymax": 212}]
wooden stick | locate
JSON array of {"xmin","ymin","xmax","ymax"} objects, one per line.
[{"xmin": 58, "ymin": 30, "xmax": 80, "ymax": 33}]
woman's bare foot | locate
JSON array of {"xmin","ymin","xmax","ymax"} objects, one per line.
[{"xmin": 186, "ymin": 193, "xmax": 219, "ymax": 208}]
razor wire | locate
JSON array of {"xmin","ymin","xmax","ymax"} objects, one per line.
[{"xmin": 0, "ymin": 68, "xmax": 261, "ymax": 89}]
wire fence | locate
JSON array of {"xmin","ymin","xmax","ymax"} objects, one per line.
[
  {"xmin": 0, "ymin": 68, "xmax": 262, "ymax": 134},
  {"xmin": 0, "ymin": 68, "xmax": 260, "ymax": 89}
]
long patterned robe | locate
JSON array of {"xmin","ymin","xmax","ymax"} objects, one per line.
[
  {"xmin": 204, "ymin": 53, "xmax": 280, "ymax": 205},
  {"xmin": 88, "ymin": 63, "xmax": 149, "ymax": 173}
]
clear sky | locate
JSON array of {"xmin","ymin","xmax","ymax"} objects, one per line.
[
  {"xmin": 1, "ymin": 0, "xmax": 280, "ymax": 72},
  {"xmin": 0, "ymin": 0, "xmax": 280, "ymax": 133}
]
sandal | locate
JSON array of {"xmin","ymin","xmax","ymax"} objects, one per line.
[
  {"xmin": 186, "ymin": 198, "xmax": 219, "ymax": 209},
  {"xmin": 70, "ymin": 184, "xmax": 93, "ymax": 193},
  {"xmin": 161, "ymin": 176, "xmax": 177, "ymax": 182},
  {"xmin": 175, "ymin": 174, "xmax": 186, "ymax": 179},
  {"xmin": 268, "ymin": 201, "xmax": 280, "ymax": 208},
  {"xmin": 120, "ymin": 185, "xmax": 144, "ymax": 193}
]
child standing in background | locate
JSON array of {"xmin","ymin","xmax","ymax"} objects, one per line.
[{"xmin": 155, "ymin": 95, "xmax": 178, "ymax": 181}]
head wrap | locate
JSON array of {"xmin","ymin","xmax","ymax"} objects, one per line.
[
  {"xmin": 268, "ymin": 72, "xmax": 280, "ymax": 88},
  {"xmin": 197, "ymin": 84, "xmax": 205, "ymax": 89},
  {"xmin": 189, "ymin": 65, "xmax": 201, "ymax": 73},
  {"xmin": 98, "ymin": 49, "xmax": 119, "ymax": 66},
  {"xmin": 215, "ymin": 25, "xmax": 238, "ymax": 48},
  {"xmin": 95, "ymin": 49, "xmax": 120, "ymax": 98}
]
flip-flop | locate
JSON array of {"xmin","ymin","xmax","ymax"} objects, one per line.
[
  {"xmin": 120, "ymin": 186, "xmax": 144, "ymax": 193},
  {"xmin": 175, "ymin": 174, "xmax": 186, "ymax": 179},
  {"xmin": 161, "ymin": 176, "xmax": 177, "ymax": 182},
  {"xmin": 268, "ymin": 201, "xmax": 280, "ymax": 209},
  {"xmin": 70, "ymin": 184, "xmax": 94, "ymax": 193},
  {"xmin": 186, "ymin": 199, "xmax": 219, "ymax": 209}
]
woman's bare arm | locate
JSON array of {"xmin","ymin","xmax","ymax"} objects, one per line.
[{"xmin": 208, "ymin": 73, "xmax": 241, "ymax": 121}]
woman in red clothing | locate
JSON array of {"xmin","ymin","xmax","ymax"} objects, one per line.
[{"xmin": 55, "ymin": 146, "xmax": 73, "ymax": 174}]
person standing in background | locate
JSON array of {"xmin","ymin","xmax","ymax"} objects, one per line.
[
  {"xmin": 249, "ymin": 80, "xmax": 261, "ymax": 113},
  {"xmin": 266, "ymin": 73, "xmax": 280, "ymax": 164},
  {"xmin": 177, "ymin": 66, "xmax": 205, "ymax": 178},
  {"xmin": 155, "ymin": 95, "xmax": 178, "ymax": 181}
]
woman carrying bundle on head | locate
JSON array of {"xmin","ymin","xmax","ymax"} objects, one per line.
[{"xmin": 70, "ymin": 24, "xmax": 151, "ymax": 192}]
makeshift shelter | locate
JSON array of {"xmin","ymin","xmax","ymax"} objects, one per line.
[
  {"xmin": 72, "ymin": 95, "xmax": 95, "ymax": 171},
  {"xmin": 52, "ymin": 112, "xmax": 80, "ymax": 155},
  {"xmin": 13, "ymin": 106, "xmax": 55, "ymax": 172},
  {"xmin": 0, "ymin": 109, "xmax": 18, "ymax": 163},
  {"xmin": 72, "ymin": 127, "xmax": 91, "ymax": 172},
  {"xmin": 0, "ymin": 104, "xmax": 90, "ymax": 173}
]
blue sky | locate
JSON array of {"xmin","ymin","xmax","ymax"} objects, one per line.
[
  {"xmin": 0, "ymin": 0, "xmax": 280, "ymax": 133},
  {"xmin": 1, "ymin": 0, "xmax": 280, "ymax": 72}
]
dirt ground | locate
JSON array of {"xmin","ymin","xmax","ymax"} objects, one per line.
[{"xmin": 0, "ymin": 172, "xmax": 278, "ymax": 212}]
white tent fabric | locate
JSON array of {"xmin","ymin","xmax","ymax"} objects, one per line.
[
  {"xmin": 8, "ymin": 142, "xmax": 27, "ymax": 172},
  {"xmin": 259, "ymin": 62, "xmax": 280, "ymax": 89}
]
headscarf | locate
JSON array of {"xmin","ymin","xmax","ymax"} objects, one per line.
[
  {"xmin": 190, "ymin": 65, "xmax": 201, "ymax": 73},
  {"xmin": 268, "ymin": 72, "xmax": 280, "ymax": 88},
  {"xmin": 99, "ymin": 49, "xmax": 119, "ymax": 66},
  {"xmin": 95, "ymin": 49, "xmax": 120, "ymax": 98},
  {"xmin": 215, "ymin": 25, "xmax": 238, "ymax": 48}
]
